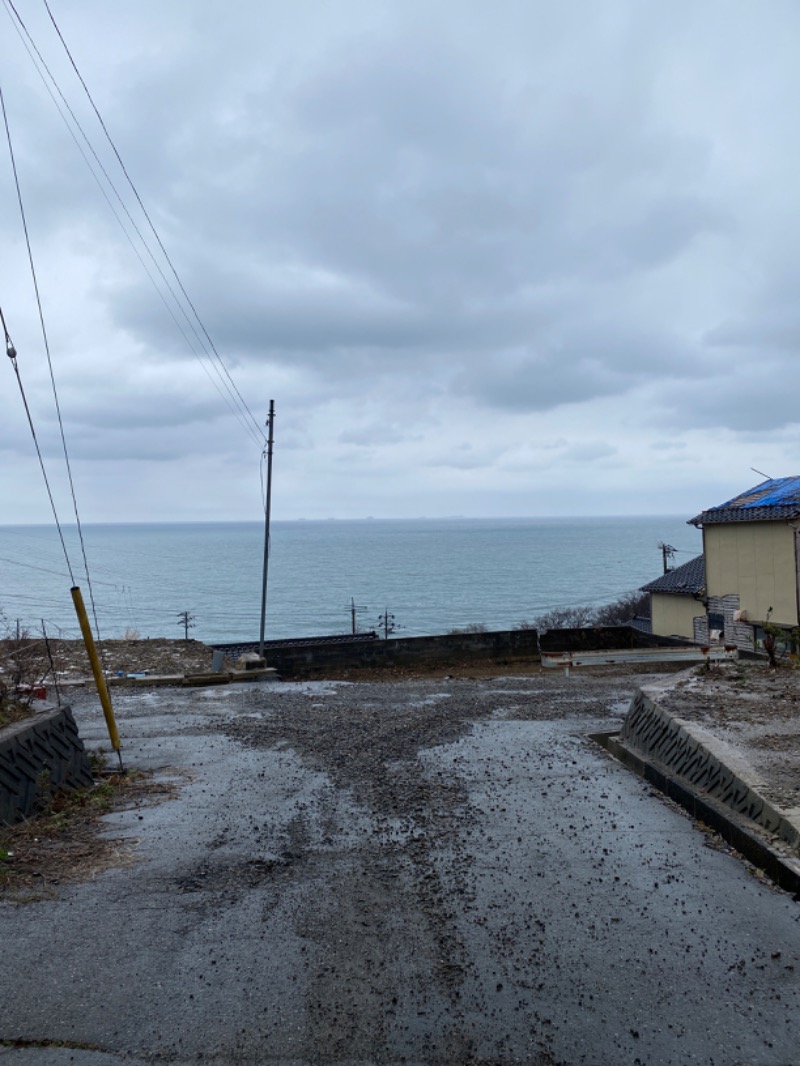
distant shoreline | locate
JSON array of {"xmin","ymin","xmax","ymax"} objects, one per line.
[{"xmin": 0, "ymin": 513, "xmax": 690, "ymax": 530}]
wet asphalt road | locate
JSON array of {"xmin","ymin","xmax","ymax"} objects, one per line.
[{"xmin": 1, "ymin": 672, "xmax": 799, "ymax": 1066}]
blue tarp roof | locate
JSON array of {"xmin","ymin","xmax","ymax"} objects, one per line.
[{"xmin": 689, "ymin": 476, "xmax": 800, "ymax": 525}]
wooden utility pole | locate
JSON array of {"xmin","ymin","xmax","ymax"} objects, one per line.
[
  {"xmin": 378, "ymin": 608, "xmax": 395, "ymax": 640},
  {"xmin": 350, "ymin": 597, "xmax": 368, "ymax": 634},
  {"xmin": 259, "ymin": 401, "xmax": 275, "ymax": 658},
  {"xmin": 659, "ymin": 542, "xmax": 676, "ymax": 574},
  {"xmin": 177, "ymin": 610, "xmax": 195, "ymax": 641}
]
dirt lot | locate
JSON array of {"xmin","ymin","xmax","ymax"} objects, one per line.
[
  {"xmin": 4, "ymin": 643, "xmax": 798, "ymax": 906},
  {"xmin": 657, "ymin": 660, "xmax": 800, "ymax": 813},
  {"xmin": 3, "ymin": 663, "xmax": 798, "ymax": 1065},
  {"xmin": 21, "ymin": 641, "xmax": 800, "ymax": 815},
  {"xmin": 49, "ymin": 636, "xmax": 222, "ymax": 681},
  {"xmin": 8, "ymin": 637, "xmax": 547, "ymax": 689}
]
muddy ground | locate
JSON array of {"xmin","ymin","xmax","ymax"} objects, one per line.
[
  {"xmin": 17, "ymin": 638, "xmax": 800, "ymax": 817},
  {"xmin": 3, "ymin": 665, "xmax": 799, "ymax": 1065}
]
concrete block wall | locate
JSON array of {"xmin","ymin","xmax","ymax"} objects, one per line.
[
  {"xmin": 538, "ymin": 625, "xmax": 694, "ymax": 653},
  {"xmin": 620, "ymin": 687, "xmax": 798, "ymax": 849},
  {"xmin": 0, "ymin": 705, "xmax": 94, "ymax": 825},
  {"xmin": 218, "ymin": 625, "xmax": 695, "ymax": 677},
  {"xmin": 245, "ymin": 628, "xmax": 539, "ymax": 677},
  {"xmin": 694, "ymin": 594, "xmax": 754, "ymax": 651}
]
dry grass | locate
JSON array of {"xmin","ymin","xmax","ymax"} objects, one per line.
[
  {"xmin": 0, "ymin": 702, "xmax": 36, "ymax": 730},
  {"xmin": 0, "ymin": 771, "xmax": 178, "ymax": 902}
]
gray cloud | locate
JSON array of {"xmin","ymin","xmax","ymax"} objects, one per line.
[{"xmin": 2, "ymin": 1, "xmax": 800, "ymax": 519}]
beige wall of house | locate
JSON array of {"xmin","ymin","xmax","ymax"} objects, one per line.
[
  {"xmin": 703, "ymin": 521, "xmax": 798, "ymax": 626},
  {"xmin": 650, "ymin": 593, "xmax": 701, "ymax": 639}
]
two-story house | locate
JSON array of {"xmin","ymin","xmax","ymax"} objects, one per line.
[{"xmin": 688, "ymin": 476, "xmax": 800, "ymax": 649}]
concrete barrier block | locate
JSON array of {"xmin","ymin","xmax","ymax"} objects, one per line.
[
  {"xmin": 620, "ymin": 687, "xmax": 799, "ymax": 850},
  {"xmin": 0, "ymin": 705, "xmax": 94, "ymax": 825}
]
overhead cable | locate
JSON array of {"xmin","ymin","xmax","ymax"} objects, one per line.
[
  {"xmin": 2, "ymin": 0, "xmax": 265, "ymax": 451},
  {"xmin": 0, "ymin": 85, "xmax": 104, "ymax": 620},
  {"xmin": 40, "ymin": 0, "xmax": 267, "ymax": 447},
  {"xmin": 2, "ymin": 300, "xmax": 74, "ymax": 585}
]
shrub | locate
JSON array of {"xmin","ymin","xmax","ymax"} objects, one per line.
[
  {"xmin": 593, "ymin": 591, "xmax": 650, "ymax": 626},
  {"xmin": 517, "ymin": 591, "xmax": 651, "ymax": 633},
  {"xmin": 0, "ymin": 612, "xmax": 54, "ymax": 727}
]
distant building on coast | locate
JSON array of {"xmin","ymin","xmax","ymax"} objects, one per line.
[
  {"xmin": 643, "ymin": 476, "xmax": 800, "ymax": 652},
  {"xmin": 641, "ymin": 555, "xmax": 705, "ymax": 642},
  {"xmin": 689, "ymin": 476, "xmax": 800, "ymax": 651}
]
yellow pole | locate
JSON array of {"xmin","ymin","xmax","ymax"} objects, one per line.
[{"xmin": 70, "ymin": 585, "xmax": 123, "ymax": 768}]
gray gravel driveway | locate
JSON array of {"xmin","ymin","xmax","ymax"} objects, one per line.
[{"xmin": 1, "ymin": 671, "xmax": 799, "ymax": 1066}]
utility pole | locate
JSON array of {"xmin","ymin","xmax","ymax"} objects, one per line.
[
  {"xmin": 259, "ymin": 400, "xmax": 275, "ymax": 658},
  {"xmin": 658, "ymin": 542, "xmax": 676, "ymax": 574},
  {"xmin": 349, "ymin": 597, "xmax": 368, "ymax": 634},
  {"xmin": 377, "ymin": 608, "xmax": 396, "ymax": 640},
  {"xmin": 177, "ymin": 610, "xmax": 195, "ymax": 641}
]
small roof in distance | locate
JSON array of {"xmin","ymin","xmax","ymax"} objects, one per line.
[
  {"xmin": 689, "ymin": 476, "xmax": 800, "ymax": 526},
  {"xmin": 641, "ymin": 554, "xmax": 705, "ymax": 595}
]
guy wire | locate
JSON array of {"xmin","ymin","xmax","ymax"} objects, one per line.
[
  {"xmin": 2, "ymin": 303, "xmax": 74, "ymax": 584},
  {"xmin": 40, "ymin": 0, "xmax": 266, "ymax": 448},
  {"xmin": 1, "ymin": 85, "xmax": 101, "ymax": 633},
  {"xmin": 2, "ymin": 0, "xmax": 264, "ymax": 452}
]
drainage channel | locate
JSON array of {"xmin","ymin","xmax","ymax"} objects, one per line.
[{"xmin": 589, "ymin": 730, "xmax": 800, "ymax": 901}]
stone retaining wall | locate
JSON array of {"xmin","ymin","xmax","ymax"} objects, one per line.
[{"xmin": 0, "ymin": 706, "xmax": 94, "ymax": 825}]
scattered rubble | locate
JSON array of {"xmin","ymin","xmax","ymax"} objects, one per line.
[
  {"xmin": 656, "ymin": 661, "xmax": 800, "ymax": 814},
  {"xmin": 39, "ymin": 637, "xmax": 224, "ymax": 687}
]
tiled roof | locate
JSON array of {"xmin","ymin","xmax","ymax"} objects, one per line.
[
  {"xmin": 641, "ymin": 554, "xmax": 705, "ymax": 595},
  {"xmin": 689, "ymin": 476, "xmax": 800, "ymax": 526}
]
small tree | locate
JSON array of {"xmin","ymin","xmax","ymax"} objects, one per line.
[
  {"xmin": 760, "ymin": 608, "xmax": 799, "ymax": 668},
  {"xmin": 517, "ymin": 591, "xmax": 651, "ymax": 633},
  {"xmin": 0, "ymin": 613, "xmax": 53, "ymax": 723},
  {"xmin": 525, "ymin": 604, "xmax": 598, "ymax": 631},
  {"xmin": 594, "ymin": 591, "xmax": 650, "ymax": 626}
]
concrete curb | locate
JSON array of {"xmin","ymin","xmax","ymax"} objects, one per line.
[{"xmin": 593, "ymin": 683, "xmax": 800, "ymax": 899}]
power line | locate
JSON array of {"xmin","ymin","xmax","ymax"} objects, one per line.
[
  {"xmin": 2, "ymin": 319, "xmax": 73, "ymax": 582},
  {"xmin": 1, "ymin": 0, "xmax": 265, "ymax": 452},
  {"xmin": 39, "ymin": 0, "xmax": 266, "ymax": 448},
  {"xmin": 0, "ymin": 552, "xmax": 121, "ymax": 586},
  {"xmin": 0, "ymin": 86, "xmax": 101, "ymax": 612}
]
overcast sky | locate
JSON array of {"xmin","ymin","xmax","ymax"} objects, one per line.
[{"xmin": 1, "ymin": 0, "xmax": 798, "ymax": 523}]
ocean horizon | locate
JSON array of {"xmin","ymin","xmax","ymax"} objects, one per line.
[{"xmin": 0, "ymin": 515, "xmax": 702, "ymax": 645}]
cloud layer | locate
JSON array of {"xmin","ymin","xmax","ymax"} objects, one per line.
[{"xmin": 1, "ymin": 0, "xmax": 799, "ymax": 521}]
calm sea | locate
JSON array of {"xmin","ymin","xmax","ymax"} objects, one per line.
[{"xmin": 0, "ymin": 517, "xmax": 701, "ymax": 645}]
